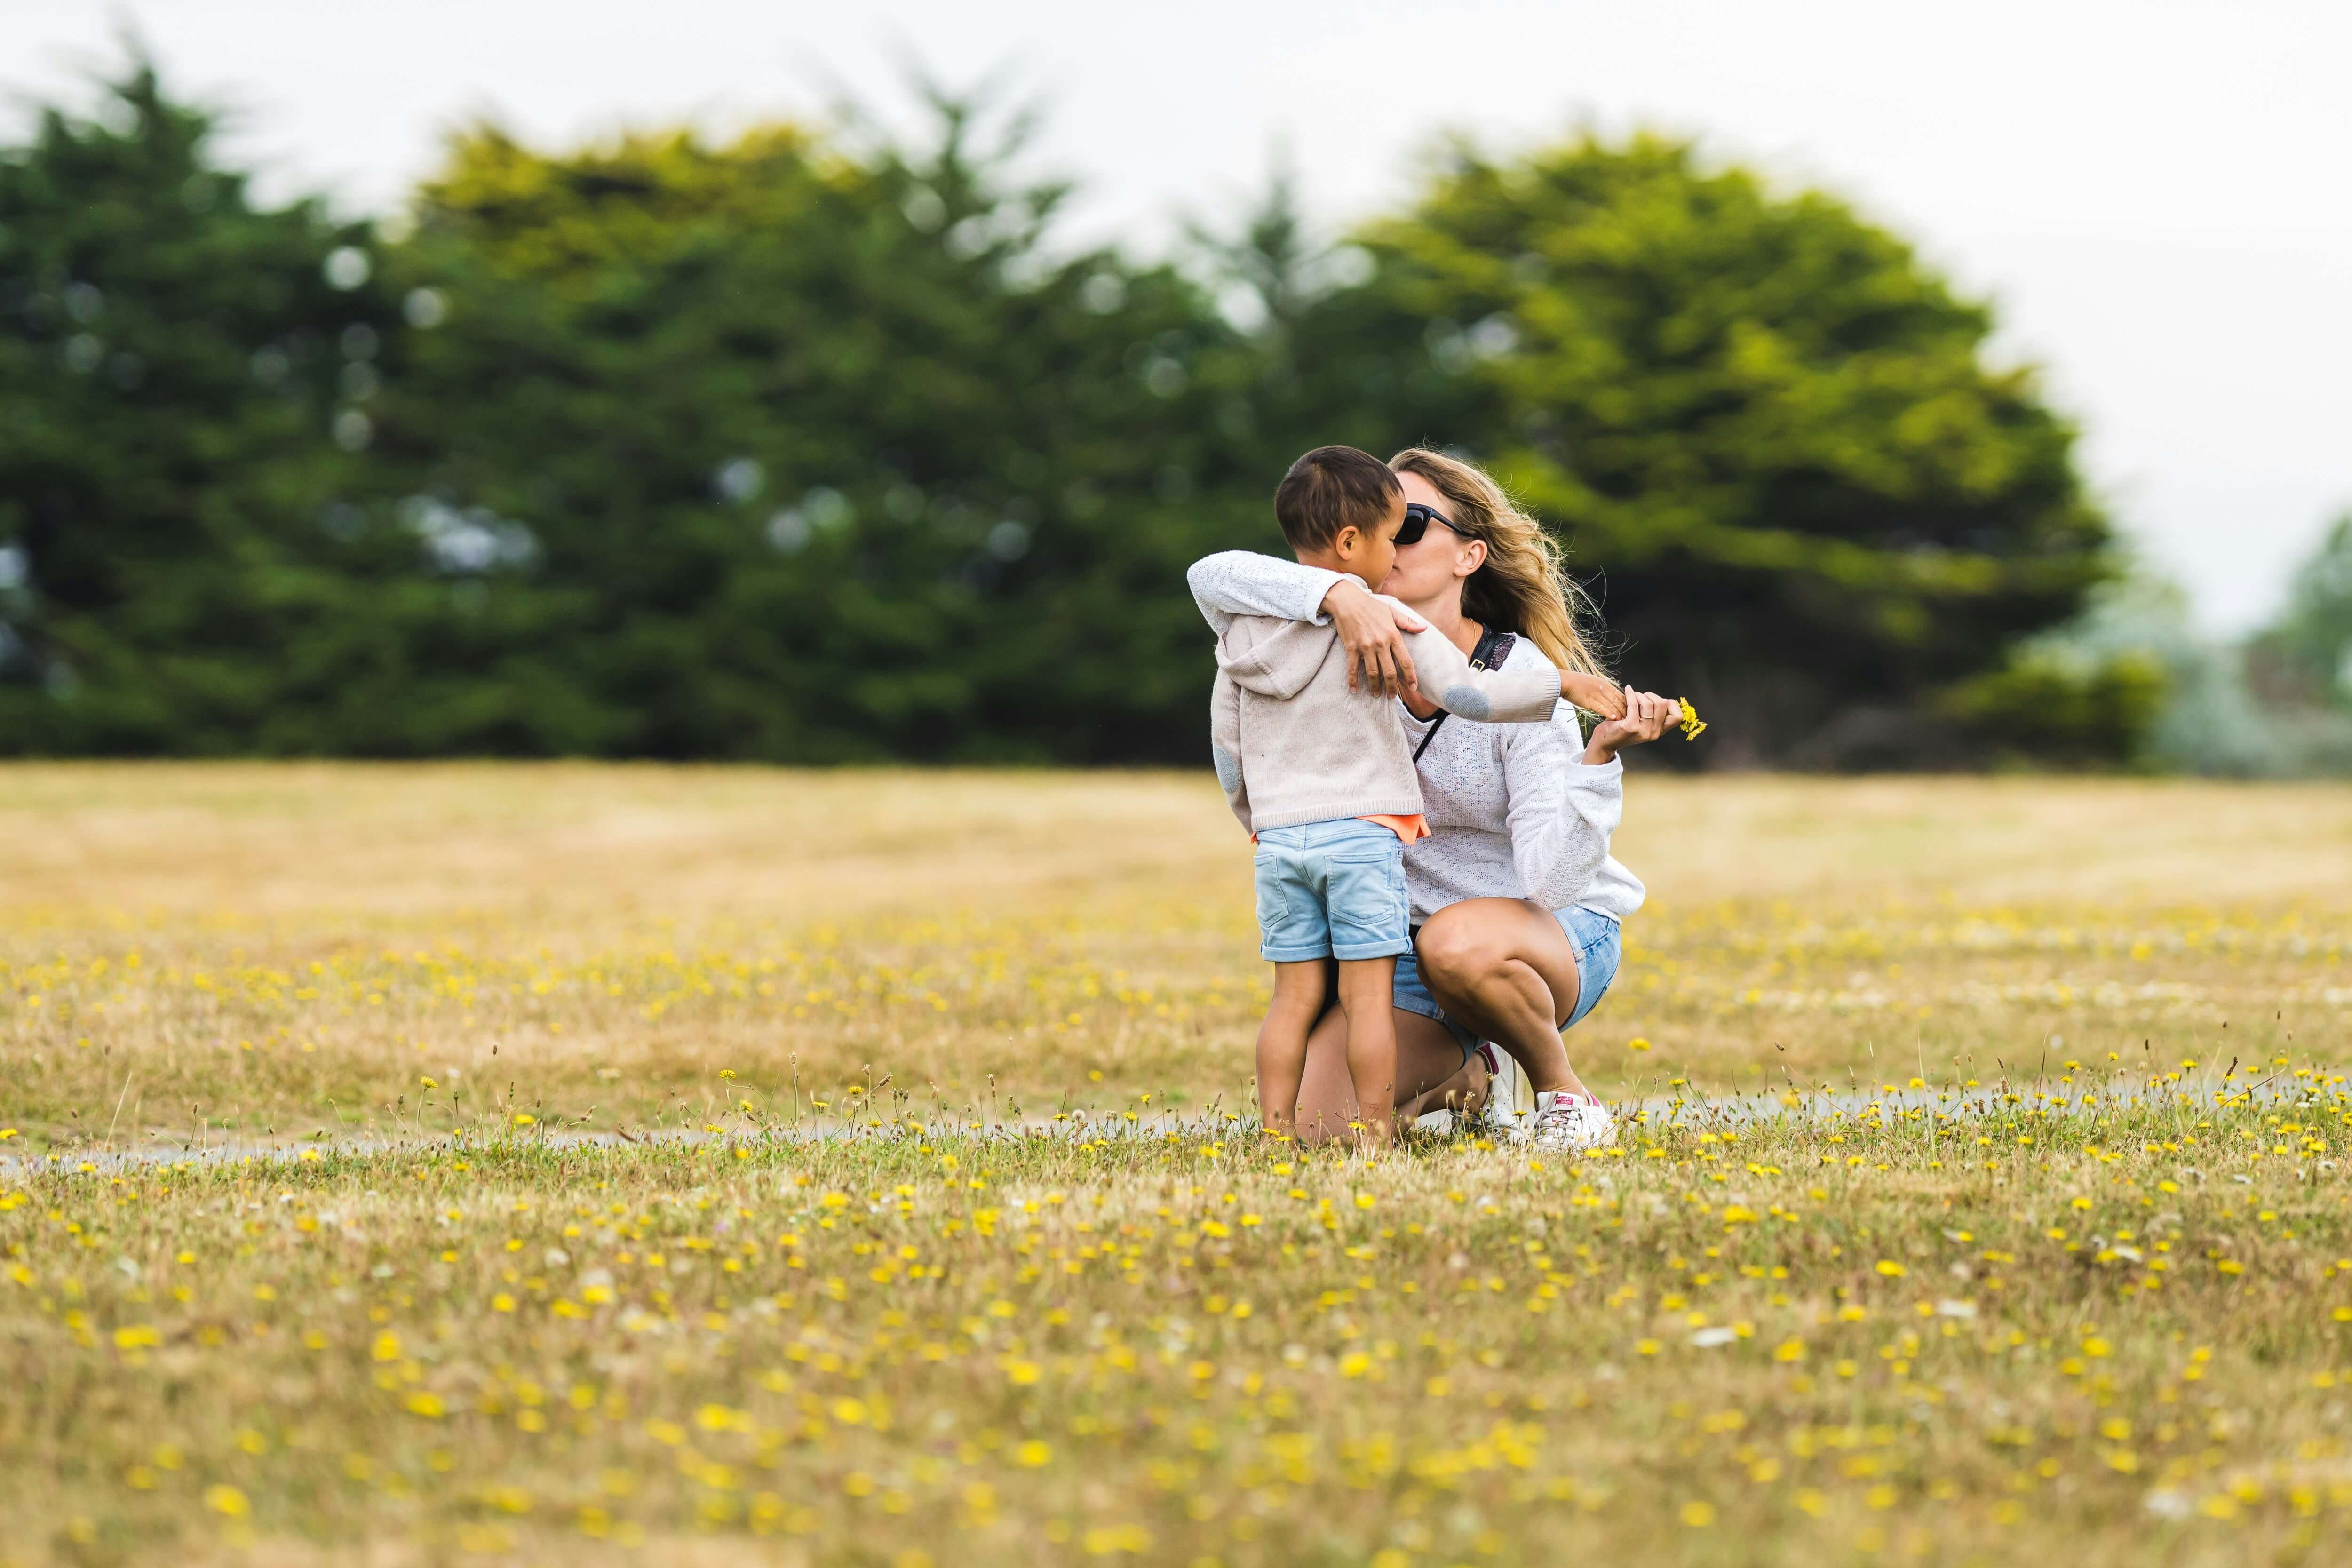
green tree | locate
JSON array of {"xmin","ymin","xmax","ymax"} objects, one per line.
[
  {"xmin": 375, "ymin": 94, "xmax": 1266, "ymax": 760},
  {"xmin": 2249, "ymin": 513, "xmax": 2352, "ymax": 710},
  {"xmin": 0, "ymin": 60, "xmax": 408, "ymax": 752},
  {"xmin": 1283, "ymin": 135, "xmax": 2115, "ymax": 766},
  {"xmin": 2, "ymin": 66, "xmax": 2133, "ymax": 771}
]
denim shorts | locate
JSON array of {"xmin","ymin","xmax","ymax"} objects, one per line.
[
  {"xmin": 1252, "ymin": 819, "xmax": 1411, "ymax": 963},
  {"xmin": 1392, "ymin": 905, "xmax": 1621, "ymax": 1058}
]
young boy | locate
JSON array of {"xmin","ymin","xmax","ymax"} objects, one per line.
[{"xmin": 1211, "ymin": 446, "xmax": 1607, "ymax": 1146}]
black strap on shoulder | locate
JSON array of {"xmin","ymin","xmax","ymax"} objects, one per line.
[{"xmin": 1410, "ymin": 627, "xmax": 1519, "ymax": 763}]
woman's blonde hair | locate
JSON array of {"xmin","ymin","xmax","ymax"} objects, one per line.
[{"xmin": 1387, "ymin": 447, "xmax": 1606, "ymax": 678}]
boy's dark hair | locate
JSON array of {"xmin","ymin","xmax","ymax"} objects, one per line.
[{"xmin": 1273, "ymin": 445, "xmax": 1401, "ymax": 552}]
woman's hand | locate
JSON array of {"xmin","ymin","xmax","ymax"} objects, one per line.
[
  {"xmin": 1322, "ymin": 578, "xmax": 1425, "ymax": 697},
  {"xmin": 1583, "ymin": 688, "xmax": 1678, "ymax": 764}
]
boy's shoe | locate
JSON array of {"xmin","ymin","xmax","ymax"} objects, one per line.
[{"xmin": 1527, "ymin": 1089, "xmax": 1616, "ymax": 1152}]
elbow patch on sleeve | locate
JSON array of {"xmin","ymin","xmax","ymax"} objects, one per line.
[
  {"xmin": 1439, "ymin": 684, "xmax": 1493, "ymax": 720},
  {"xmin": 1212, "ymin": 747, "xmax": 1243, "ymax": 795}
]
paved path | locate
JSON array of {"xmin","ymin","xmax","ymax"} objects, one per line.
[{"xmin": 1, "ymin": 1073, "xmax": 2274, "ymax": 1175}]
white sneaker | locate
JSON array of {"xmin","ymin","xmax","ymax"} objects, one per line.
[
  {"xmin": 1465, "ymin": 1043, "xmax": 1517, "ymax": 1133},
  {"xmin": 1527, "ymin": 1089, "xmax": 1616, "ymax": 1152}
]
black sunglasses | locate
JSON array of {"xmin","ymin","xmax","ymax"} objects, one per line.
[{"xmin": 1396, "ymin": 501, "xmax": 1461, "ymax": 548}]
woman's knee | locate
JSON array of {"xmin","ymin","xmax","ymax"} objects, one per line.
[{"xmin": 1415, "ymin": 915, "xmax": 1496, "ymax": 990}]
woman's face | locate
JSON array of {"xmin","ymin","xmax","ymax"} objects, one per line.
[{"xmin": 1377, "ymin": 470, "xmax": 1486, "ymax": 607}]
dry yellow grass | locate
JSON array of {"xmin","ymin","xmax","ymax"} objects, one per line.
[
  {"xmin": 7, "ymin": 765, "xmax": 2352, "ymax": 1568},
  {"xmin": 3, "ymin": 765, "xmax": 2348, "ymax": 1146},
  {"xmin": 13, "ymin": 764, "xmax": 2351, "ymax": 917}
]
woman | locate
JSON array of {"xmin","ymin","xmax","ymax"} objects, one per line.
[{"xmin": 1186, "ymin": 448, "xmax": 1677, "ymax": 1149}]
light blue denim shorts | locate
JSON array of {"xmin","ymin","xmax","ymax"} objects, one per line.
[
  {"xmin": 1251, "ymin": 818, "xmax": 1411, "ymax": 963},
  {"xmin": 1392, "ymin": 905, "xmax": 1621, "ymax": 1058}
]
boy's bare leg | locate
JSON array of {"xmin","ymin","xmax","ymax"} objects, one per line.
[
  {"xmin": 1256, "ymin": 960, "xmax": 1331, "ymax": 1137},
  {"xmin": 1333, "ymin": 957, "xmax": 1399, "ymax": 1147}
]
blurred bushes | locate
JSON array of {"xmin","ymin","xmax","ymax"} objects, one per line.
[
  {"xmin": 2023, "ymin": 546, "xmax": 2352, "ymax": 777},
  {"xmin": 2249, "ymin": 514, "xmax": 2352, "ymax": 713},
  {"xmin": 1939, "ymin": 649, "xmax": 2168, "ymax": 767},
  {"xmin": 0, "ymin": 59, "xmax": 2161, "ymax": 765}
]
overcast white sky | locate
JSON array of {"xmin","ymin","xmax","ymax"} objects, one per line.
[{"xmin": 8, "ymin": 0, "xmax": 2347, "ymax": 632}]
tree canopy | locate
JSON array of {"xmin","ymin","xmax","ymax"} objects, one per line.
[
  {"xmin": 0, "ymin": 65, "xmax": 403, "ymax": 752},
  {"xmin": 0, "ymin": 60, "xmax": 2135, "ymax": 766},
  {"xmin": 1285, "ymin": 137, "xmax": 2113, "ymax": 764}
]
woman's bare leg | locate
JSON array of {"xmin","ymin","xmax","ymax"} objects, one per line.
[
  {"xmin": 1414, "ymin": 898, "xmax": 1593, "ymax": 1099},
  {"xmin": 1399, "ymin": 1047, "xmax": 1489, "ymax": 1124},
  {"xmin": 1293, "ymin": 1007, "xmax": 1474, "ymax": 1146},
  {"xmin": 1293, "ymin": 1004, "xmax": 1358, "ymax": 1145}
]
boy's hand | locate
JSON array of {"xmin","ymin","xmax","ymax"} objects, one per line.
[
  {"xmin": 1560, "ymin": 670, "xmax": 1628, "ymax": 720},
  {"xmin": 1584, "ymin": 688, "xmax": 1677, "ymax": 764},
  {"xmin": 1321, "ymin": 580, "xmax": 1424, "ymax": 698}
]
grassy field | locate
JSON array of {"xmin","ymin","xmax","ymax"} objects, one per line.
[{"xmin": 6, "ymin": 764, "xmax": 2352, "ymax": 1566}]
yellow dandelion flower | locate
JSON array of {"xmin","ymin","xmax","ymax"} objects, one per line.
[{"xmin": 1081, "ymin": 1525, "xmax": 1152, "ymax": 1555}]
